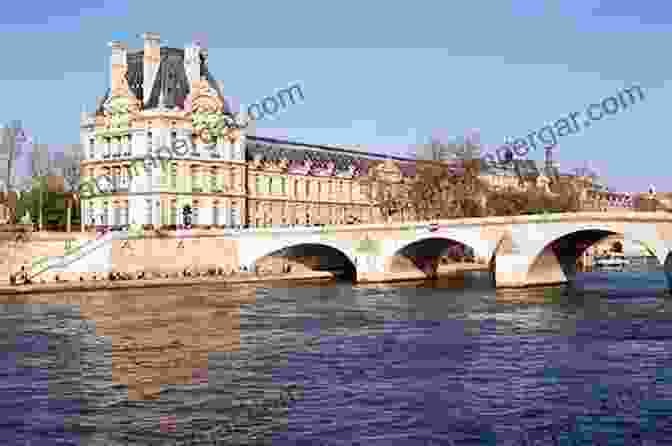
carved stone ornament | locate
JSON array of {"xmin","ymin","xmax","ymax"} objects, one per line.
[
  {"xmin": 537, "ymin": 174, "xmax": 551, "ymax": 192},
  {"xmin": 263, "ymin": 159, "xmax": 286, "ymax": 173},
  {"xmin": 376, "ymin": 159, "xmax": 402, "ymax": 182},
  {"xmin": 252, "ymin": 153, "xmax": 263, "ymax": 168},
  {"xmin": 190, "ymin": 79, "xmax": 226, "ymax": 143},
  {"xmin": 103, "ymin": 94, "xmax": 140, "ymax": 130}
]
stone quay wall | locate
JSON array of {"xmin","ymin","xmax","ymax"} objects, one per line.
[{"xmin": 3, "ymin": 228, "xmax": 242, "ymax": 284}]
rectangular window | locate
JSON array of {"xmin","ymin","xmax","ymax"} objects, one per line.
[
  {"xmin": 271, "ymin": 175, "xmax": 284, "ymax": 194},
  {"xmin": 145, "ymin": 161, "xmax": 152, "ymax": 192},
  {"xmin": 114, "ymin": 206, "xmax": 121, "ymax": 226},
  {"xmin": 145, "ymin": 199, "xmax": 152, "ymax": 225},
  {"xmin": 102, "ymin": 202, "xmax": 109, "ymax": 225},
  {"xmin": 191, "ymin": 168, "xmax": 200, "ymax": 192},
  {"xmin": 170, "ymin": 203, "xmax": 177, "ymax": 225},
  {"xmin": 121, "ymin": 206, "xmax": 129, "ymax": 226},
  {"xmin": 147, "ymin": 131, "xmax": 153, "ymax": 154},
  {"xmin": 104, "ymin": 138, "xmax": 111, "ymax": 158},
  {"xmin": 192, "ymin": 204, "xmax": 199, "ymax": 225},
  {"xmin": 210, "ymin": 168, "xmax": 217, "ymax": 191},
  {"xmin": 230, "ymin": 205, "xmax": 240, "ymax": 226},
  {"xmin": 89, "ymin": 139, "xmax": 95, "ymax": 158}
]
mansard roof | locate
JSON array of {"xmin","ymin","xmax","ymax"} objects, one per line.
[
  {"xmin": 96, "ymin": 47, "xmax": 229, "ymax": 113},
  {"xmin": 245, "ymin": 136, "xmax": 418, "ymax": 176}
]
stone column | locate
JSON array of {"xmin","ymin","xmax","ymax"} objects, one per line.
[{"xmin": 353, "ymin": 253, "xmax": 386, "ymax": 283}]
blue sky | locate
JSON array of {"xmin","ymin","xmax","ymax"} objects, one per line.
[{"xmin": 1, "ymin": 0, "xmax": 671, "ymax": 192}]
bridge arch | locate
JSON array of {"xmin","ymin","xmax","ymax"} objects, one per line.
[
  {"xmin": 526, "ymin": 227, "xmax": 672, "ymax": 287},
  {"xmin": 251, "ymin": 242, "xmax": 357, "ymax": 281},
  {"xmin": 393, "ymin": 236, "xmax": 488, "ymax": 278}
]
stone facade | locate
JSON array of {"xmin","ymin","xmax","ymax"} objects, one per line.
[{"xmin": 79, "ymin": 33, "xmax": 430, "ymax": 230}]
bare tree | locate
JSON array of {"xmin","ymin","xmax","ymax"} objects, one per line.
[
  {"xmin": 61, "ymin": 144, "xmax": 84, "ymax": 193},
  {"xmin": 0, "ymin": 120, "xmax": 28, "ymax": 192}
]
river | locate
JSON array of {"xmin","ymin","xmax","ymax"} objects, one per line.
[{"xmin": 1, "ymin": 264, "xmax": 672, "ymax": 445}]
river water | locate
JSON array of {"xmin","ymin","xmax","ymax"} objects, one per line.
[{"xmin": 1, "ymin": 264, "xmax": 672, "ymax": 445}]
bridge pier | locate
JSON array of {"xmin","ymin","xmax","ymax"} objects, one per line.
[
  {"xmin": 353, "ymin": 254, "xmax": 387, "ymax": 283},
  {"xmin": 494, "ymin": 255, "xmax": 533, "ymax": 288}
]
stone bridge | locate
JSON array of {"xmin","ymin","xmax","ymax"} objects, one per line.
[{"xmin": 235, "ymin": 212, "xmax": 672, "ymax": 289}]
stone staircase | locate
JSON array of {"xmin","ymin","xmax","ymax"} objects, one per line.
[{"xmin": 27, "ymin": 234, "xmax": 116, "ymax": 281}]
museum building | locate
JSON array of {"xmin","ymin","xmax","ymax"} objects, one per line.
[
  {"xmin": 79, "ymin": 32, "xmax": 637, "ymax": 231},
  {"xmin": 79, "ymin": 32, "xmax": 425, "ymax": 230}
]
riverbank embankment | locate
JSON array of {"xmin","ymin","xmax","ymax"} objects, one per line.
[{"xmin": 0, "ymin": 271, "xmax": 336, "ymax": 295}]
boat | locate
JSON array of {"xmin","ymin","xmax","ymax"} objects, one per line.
[{"xmin": 594, "ymin": 253, "xmax": 630, "ymax": 270}]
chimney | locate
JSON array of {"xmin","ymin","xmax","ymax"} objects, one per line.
[
  {"xmin": 184, "ymin": 40, "xmax": 201, "ymax": 89},
  {"xmin": 141, "ymin": 32, "xmax": 161, "ymax": 104},
  {"xmin": 108, "ymin": 40, "xmax": 128, "ymax": 95}
]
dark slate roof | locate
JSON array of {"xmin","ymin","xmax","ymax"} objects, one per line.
[
  {"xmin": 97, "ymin": 47, "xmax": 229, "ymax": 114},
  {"xmin": 245, "ymin": 136, "xmax": 419, "ymax": 176}
]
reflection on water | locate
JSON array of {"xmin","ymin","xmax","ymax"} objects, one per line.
[
  {"xmin": 0, "ymin": 270, "xmax": 671, "ymax": 444},
  {"xmin": 3, "ymin": 284, "xmax": 256, "ymax": 401}
]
